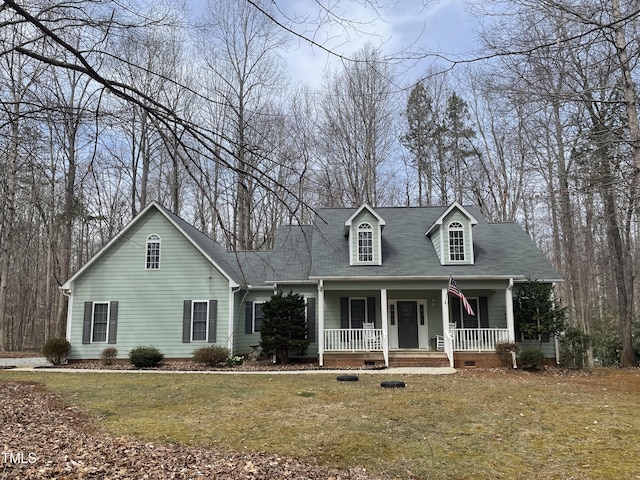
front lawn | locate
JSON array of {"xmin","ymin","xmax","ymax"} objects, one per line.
[{"xmin": 2, "ymin": 368, "xmax": 639, "ymax": 479}]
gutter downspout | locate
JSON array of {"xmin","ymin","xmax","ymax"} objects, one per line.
[
  {"xmin": 229, "ymin": 286, "xmax": 242, "ymax": 355},
  {"xmin": 61, "ymin": 287, "xmax": 73, "ymax": 343}
]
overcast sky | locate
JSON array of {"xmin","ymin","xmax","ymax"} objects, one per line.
[
  {"xmin": 277, "ymin": 0, "xmax": 479, "ymax": 87},
  {"xmin": 189, "ymin": 0, "xmax": 480, "ymax": 88}
]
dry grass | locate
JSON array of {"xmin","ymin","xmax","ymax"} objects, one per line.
[{"xmin": 2, "ymin": 368, "xmax": 640, "ymax": 479}]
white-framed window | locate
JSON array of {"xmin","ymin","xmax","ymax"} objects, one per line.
[
  {"xmin": 191, "ymin": 300, "xmax": 209, "ymax": 341},
  {"xmin": 448, "ymin": 222, "xmax": 465, "ymax": 262},
  {"xmin": 357, "ymin": 222, "xmax": 374, "ymax": 262},
  {"xmin": 92, "ymin": 302, "xmax": 110, "ymax": 343},
  {"xmin": 349, "ymin": 297, "xmax": 368, "ymax": 329},
  {"xmin": 146, "ymin": 234, "xmax": 161, "ymax": 269},
  {"xmin": 253, "ymin": 302, "xmax": 264, "ymax": 333}
]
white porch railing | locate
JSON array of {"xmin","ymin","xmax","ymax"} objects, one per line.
[
  {"xmin": 324, "ymin": 328, "xmax": 384, "ymax": 351},
  {"xmin": 451, "ymin": 328, "xmax": 510, "ymax": 351}
]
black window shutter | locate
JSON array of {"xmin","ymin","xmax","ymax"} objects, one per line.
[
  {"xmin": 82, "ymin": 302, "xmax": 92, "ymax": 344},
  {"xmin": 182, "ymin": 300, "xmax": 192, "ymax": 343},
  {"xmin": 108, "ymin": 301, "xmax": 119, "ymax": 344},
  {"xmin": 479, "ymin": 297, "xmax": 489, "ymax": 328},
  {"xmin": 245, "ymin": 301, "xmax": 253, "ymax": 334},
  {"xmin": 306, "ymin": 298, "xmax": 316, "ymax": 342},
  {"xmin": 340, "ymin": 297, "xmax": 349, "ymax": 329},
  {"xmin": 367, "ymin": 297, "xmax": 376, "ymax": 327},
  {"xmin": 450, "ymin": 297, "xmax": 461, "ymax": 328},
  {"xmin": 208, "ymin": 300, "xmax": 217, "ymax": 343}
]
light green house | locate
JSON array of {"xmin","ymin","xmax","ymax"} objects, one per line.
[{"xmin": 61, "ymin": 201, "xmax": 562, "ymax": 368}]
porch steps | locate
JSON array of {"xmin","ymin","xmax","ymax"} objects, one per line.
[{"xmin": 388, "ymin": 350, "xmax": 449, "ymax": 368}]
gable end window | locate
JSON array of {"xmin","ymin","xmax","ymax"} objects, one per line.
[
  {"xmin": 146, "ymin": 234, "xmax": 161, "ymax": 269},
  {"xmin": 357, "ymin": 223, "xmax": 374, "ymax": 262},
  {"xmin": 448, "ymin": 222, "xmax": 465, "ymax": 262}
]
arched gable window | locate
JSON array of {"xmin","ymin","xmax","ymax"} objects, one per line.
[
  {"xmin": 146, "ymin": 234, "xmax": 161, "ymax": 269},
  {"xmin": 357, "ymin": 222, "xmax": 374, "ymax": 262},
  {"xmin": 448, "ymin": 222, "xmax": 465, "ymax": 261}
]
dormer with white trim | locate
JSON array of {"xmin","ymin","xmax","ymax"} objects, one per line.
[
  {"xmin": 344, "ymin": 204, "xmax": 385, "ymax": 266},
  {"xmin": 425, "ymin": 202, "xmax": 478, "ymax": 265}
]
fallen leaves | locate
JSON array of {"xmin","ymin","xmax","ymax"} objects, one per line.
[{"xmin": 1, "ymin": 381, "xmax": 388, "ymax": 480}]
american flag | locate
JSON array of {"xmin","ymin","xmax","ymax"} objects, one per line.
[{"xmin": 448, "ymin": 277, "xmax": 475, "ymax": 316}]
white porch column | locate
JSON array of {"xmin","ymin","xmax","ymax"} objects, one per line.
[
  {"xmin": 380, "ymin": 288, "xmax": 389, "ymax": 367},
  {"xmin": 318, "ymin": 280, "xmax": 325, "ymax": 366},
  {"xmin": 442, "ymin": 287, "xmax": 454, "ymax": 368},
  {"xmin": 441, "ymin": 288, "xmax": 450, "ymax": 334},
  {"xmin": 505, "ymin": 278, "xmax": 515, "ymax": 342}
]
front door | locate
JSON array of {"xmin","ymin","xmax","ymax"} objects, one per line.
[{"xmin": 397, "ymin": 301, "xmax": 418, "ymax": 348}]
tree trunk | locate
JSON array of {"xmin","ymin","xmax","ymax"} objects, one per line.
[
  {"xmin": 0, "ymin": 101, "xmax": 20, "ymax": 351},
  {"xmin": 611, "ymin": 0, "xmax": 639, "ymax": 367}
]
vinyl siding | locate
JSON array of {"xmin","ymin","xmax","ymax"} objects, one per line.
[
  {"xmin": 430, "ymin": 226, "xmax": 442, "ymax": 263},
  {"xmin": 67, "ymin": 210, "xmax": 230, "ymax": 359}
]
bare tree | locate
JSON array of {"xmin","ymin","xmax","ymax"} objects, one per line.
[
  {"xmin": 479, "ymin": 0, "xmax": 640, "ymax": 366},
  {"xmin": 197, "ymin": 0, "xmax": 288, "ymax": 250},
  {"xmin": 318, "ymin": 43, "xmax": 398, "ymax": 207}
]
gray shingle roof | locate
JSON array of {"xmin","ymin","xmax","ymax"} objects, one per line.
[
  {"xmin": 160, "ymin": 203, "xmax": 561, "ymax": 286},
  {"xmin": 308, "ymin": 206, "xmax": 561, "ymax": 281}
]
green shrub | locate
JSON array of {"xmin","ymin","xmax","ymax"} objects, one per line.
[
  {"xmin": 518, "ymin": 349, "xmax": 545, "ymax": 370},
  {"xmin": 42, "ymin": 337, "xmax": 71, "ymax": 365},
  {"xmin": 225, "ymin": 355, "xmax": 244, "ymax": 367},
  {"xmin": 129, "ymin": 346, "xmax": 163, "ymax": 368},
  {"xmin": 495, "ymin": 342, "xmax": 520, "ymax": 368},
  {"xmin": 192, "ymin": 346, "xmax": 229, "ymax": 367},
  {"xmin": 101, "ymin": 347, "xmax": 118, "ymax": 366}
]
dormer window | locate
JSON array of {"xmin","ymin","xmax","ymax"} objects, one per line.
[
  {"xmin": 448, "ymin": 222, "xmax": 465, "ymax": 262},
  {"xmin": 357, "ymin": 223, "xmax": 374, "ymax": 262},
  {"xmin": 345, "ymin": 205, "xmax": 385, "ymax": 265},
  {"xmin": 146, "ymin": 234, "xmax": 161, "ymax": 269}
]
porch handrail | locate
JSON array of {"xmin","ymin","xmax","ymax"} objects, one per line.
[
  {"xmin": 444, "ymin": 330, "xmax": 454, "ymax": 368},
  {"xmin": 451, "ymin": 328, "xmax": 510, "ymax": 351},
  {"xmin": 324, "ymin": 328, "xmax": 384, "ymax": 351}
]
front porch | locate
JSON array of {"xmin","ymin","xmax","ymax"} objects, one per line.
[
  {"xmin": 317, "ymin": 279, "xmax": 516, "ymax": 368},
  {"xmin": 322, "ymin": 327, "xmax": 511, "ymax": 368}
]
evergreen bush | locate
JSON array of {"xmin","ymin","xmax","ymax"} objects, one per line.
[
  {"xmin": 260, "ymin": 291, "xmax": 309, "ymax": 364},
  {"xmin": 518, "ymin": 349, "xmax": 545, "ymax": 370},
  {"xmin": 192, "ymin": 346, "xmax": 229, "ymax": 367},
  {"xmin": 42, "ymin": 337, "xmax": 71, "ymax": 365},
  {"xmin": 129, "ymin": 346, "xmax": 163, "ymax": 368}
]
